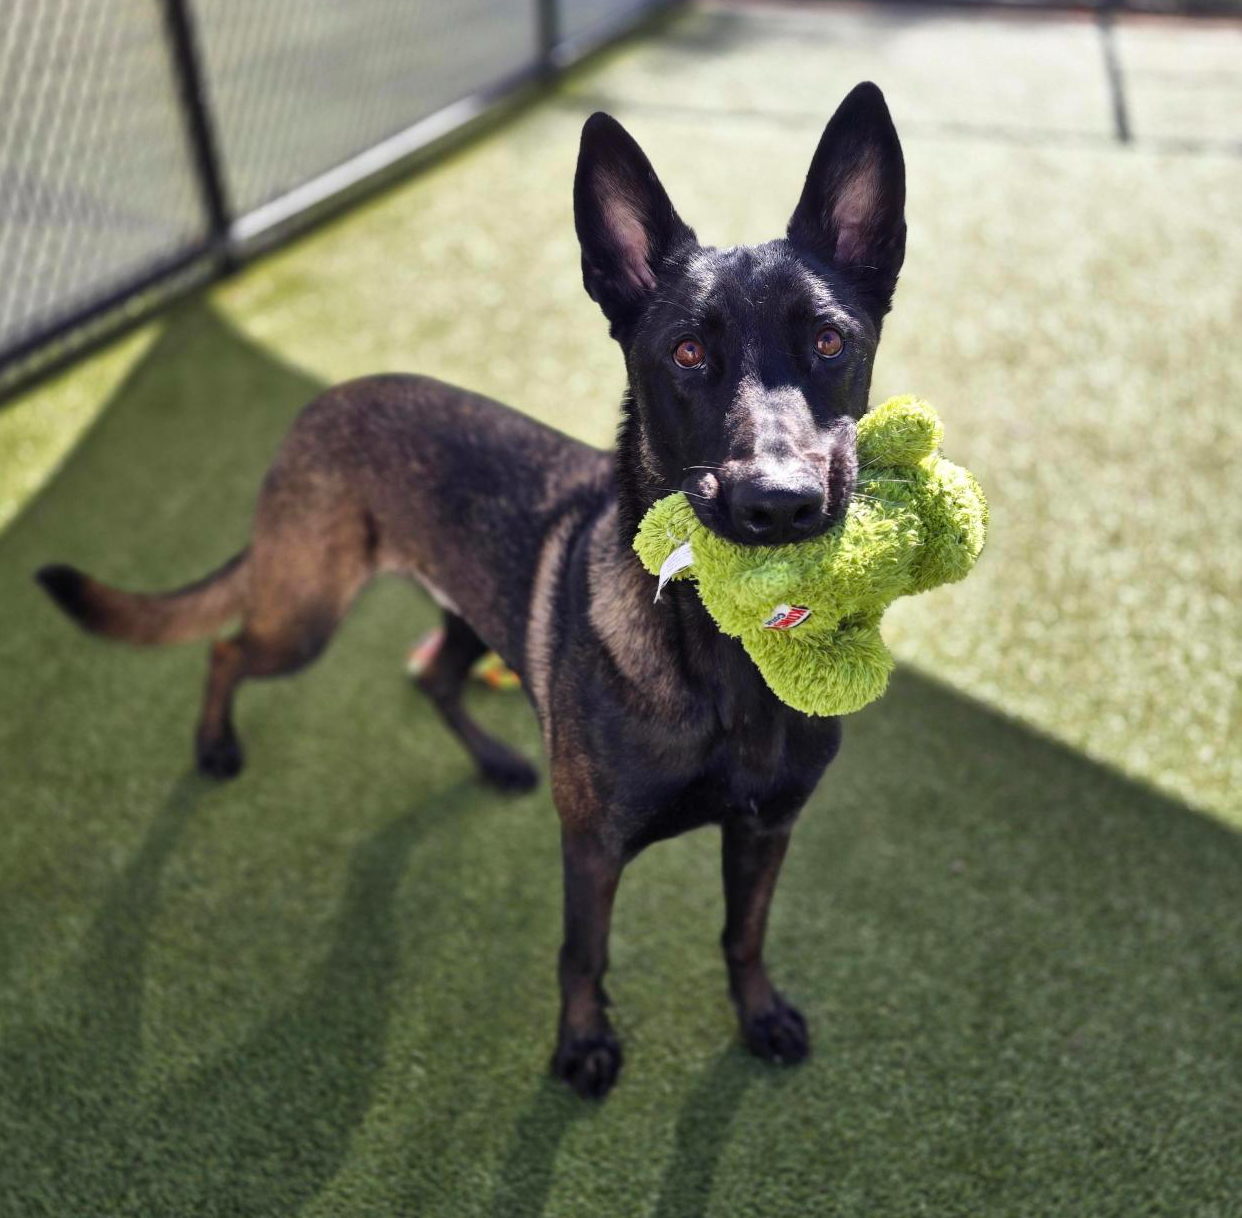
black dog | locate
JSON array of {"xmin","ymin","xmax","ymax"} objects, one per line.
[{"xmin": 38, "ymin": 82, "xmax": 906, "ymax": 1099}]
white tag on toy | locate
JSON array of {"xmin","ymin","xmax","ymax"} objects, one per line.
[
  {"xmin": 763, "ymin": 604, "xmax": 812, "ymax": 630},
  {"xmin": 654, "ymin": 542, "xmax": 694, "ymax": 601}
]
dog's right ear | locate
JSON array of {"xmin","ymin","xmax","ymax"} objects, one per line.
[{"xmin": 574, "ymin": 112, "xmax": 695, "ymax": 330}]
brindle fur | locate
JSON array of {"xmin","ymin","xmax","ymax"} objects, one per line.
[{"xmin": 37, "ymin": 83, "xmax": 907, "ymax": 1099}]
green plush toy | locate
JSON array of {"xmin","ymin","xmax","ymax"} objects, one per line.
[{"xmin": 633, "ymin": 396, "xmax": 987, "ymax": 716}]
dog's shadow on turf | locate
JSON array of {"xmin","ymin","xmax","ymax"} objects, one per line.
[
  {"xmin": 487, "ymin": 1047, "xmax": 763, "ymax": 1218},
  {"xmin": 0, "ymin": 773, "xmax": 470, "ymax": 1217},
  {"xmin": 487, "ymin": 1075, "xmax": 591, "ymax": 1217},
  {"xmin": 648, "ymin": 1050, "xmax": 762, "ymax": 1218}
]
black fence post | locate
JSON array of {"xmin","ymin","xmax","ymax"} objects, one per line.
[
  {"xmin": 159, "ymin": 0, "xmax": 235, "ymax": 265},
  {"xmin": 537, "ymin": 0, "xmax": 560, "ymax": 74}
]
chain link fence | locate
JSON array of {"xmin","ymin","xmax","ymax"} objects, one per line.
[{"xmin": 0, "ymin": 0, "xmax": 674, "ymax": 399}]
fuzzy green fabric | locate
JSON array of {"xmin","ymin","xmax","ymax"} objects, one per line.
[{"xmin": 634, "ymin": 397, "xmax": 987, "ymax": 716}]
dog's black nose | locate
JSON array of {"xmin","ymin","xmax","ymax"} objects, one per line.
[{"xmin": 728, "ymin": 480, "xmax": 825, "ymax": 544}]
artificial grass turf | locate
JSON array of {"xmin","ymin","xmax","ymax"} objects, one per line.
[
  {"xmin": 3, "ymin": 2, "xmax": 1241, "ymax": 1212},
  {"xmin": 2, "ymin": 302, "xmax": 1241, "ymax": 1218}
]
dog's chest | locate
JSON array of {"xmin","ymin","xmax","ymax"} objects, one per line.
[
  {"xmin": 617, "ymin": 656, "xmax": 840, "ymax": 853},
  {"xmin": 571, "ymin": 519, "xmax": 841, "ymax": 848}
]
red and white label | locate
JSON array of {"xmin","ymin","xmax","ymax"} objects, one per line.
[{"xmin": 763, "ymin": 604, "xmax": 812, "ymax": 631}]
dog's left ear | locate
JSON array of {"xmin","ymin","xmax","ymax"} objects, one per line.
[
  {"xmin": 788, "ymin": 82, "xmax": 906, "ymax": 322},
  {"xmin": 574, "ymin": 112, "xmax": 695, "ymax": 331}
]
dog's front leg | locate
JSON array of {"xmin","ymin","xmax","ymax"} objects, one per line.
[
  {"xmin": 552, "ymin": 828, "xmax": 624, "ymax": 1098},
  {"xmin": 721, "ymin": 813, "xmax": 809, "ymax": 1064}
]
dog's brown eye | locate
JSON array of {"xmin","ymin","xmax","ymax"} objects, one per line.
[
  {"xmin": 672, "ymin": 338, "xmax": 705, "ymax": 369},
  {"xmin": 815, "ymin": 326, "xmax": 844, "ymax": 359}
]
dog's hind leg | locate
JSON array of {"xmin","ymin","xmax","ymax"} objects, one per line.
[
  {"xmin": 194, "ymin": 505, "xmax": 374, "ymax": 779},
  {"xmin": 195, "ymin": 636, "xmax": 249, "ymax": 778},
  {"xmin": 415, "ymin": 611, "xmax": 538, "ymax": 793},
  {"xmin": 194, "ymin": 608, "xmax": 344, "ymax": 779}
]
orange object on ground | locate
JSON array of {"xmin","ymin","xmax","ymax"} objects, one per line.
[{"xmin": 405, "ymin": 629, "xmax": 521, "ymax": 690}]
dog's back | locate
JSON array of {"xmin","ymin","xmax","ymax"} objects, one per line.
[{"xmin": 40, "ymin": 373, "xmax": 611, "ymax": 672}]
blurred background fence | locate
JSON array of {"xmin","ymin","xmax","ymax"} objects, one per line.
[{"xmin": 0, "ymin": 0, "xmax": 673, "ymax": 400}]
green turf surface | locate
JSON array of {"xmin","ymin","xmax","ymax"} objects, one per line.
[
  {"xmin": 3, "ymin": 3, "xmax": 1241, "ymax": 1214},
  {"xmin": 3, "ymin": 312, "xmax": 1242, "ymax": 1218}
]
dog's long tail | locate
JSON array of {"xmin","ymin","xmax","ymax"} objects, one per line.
[{"xmin": 35, "ymin": 550, "xmax": 250, "ymax": 646}]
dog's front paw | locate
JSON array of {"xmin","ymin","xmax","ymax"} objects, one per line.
[
  {"xmin": 742, "ymin": 995, "xmax": 809, "ymax": 1065},
  {"xmin": 552, "ymin": 1032, "xmax": 623, "ymax": 1099}
]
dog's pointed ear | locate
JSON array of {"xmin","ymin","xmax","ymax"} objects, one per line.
[
  {"xmin": 788, "ymin": 82, "xmax": 906, "ymax": 322},
  {"xmin": 574, "ymin": 112, "xmax": 695, "ymax": 329}
]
